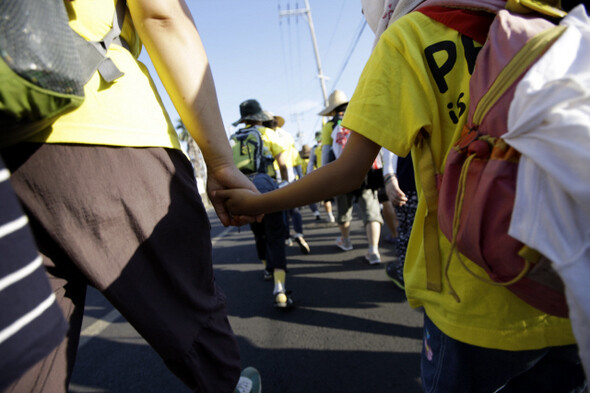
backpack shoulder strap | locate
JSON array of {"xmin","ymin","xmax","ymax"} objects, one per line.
[
  {"xmin": 414, "ymin": 129, "xmax": 443, "ymax": 292},
  {"xmin": 471, "ymin": 21, "xmax": 566, "ymax": 125},
  {"xmin": 71, "ymin": 0, "xmax": 128, "ymax": 84},
  {"xmin": 240, "ymin": 125, "xmax": 262, "ymax": 137}
]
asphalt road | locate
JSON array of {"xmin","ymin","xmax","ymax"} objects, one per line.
[{"xmin": 69, "ymin": 205, "xmax": 424, "ymax": 393}]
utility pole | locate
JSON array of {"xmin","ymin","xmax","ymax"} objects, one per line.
[{"xmin": 279, "ymin": 0, "xmax": 329, "ymax": 107}]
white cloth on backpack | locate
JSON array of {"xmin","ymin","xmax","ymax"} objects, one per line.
[
  {"xmin": 504, "ymin": 5, "xmax": 590, "ymax": 378},
  {"xmin": 331, "ymin": 123, "xmax": 351, "ymax": 159}
]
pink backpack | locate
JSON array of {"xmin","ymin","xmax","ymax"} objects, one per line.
[{"xmin": 417, "ymin": 3, "xmax": 570, "ymax": 317}]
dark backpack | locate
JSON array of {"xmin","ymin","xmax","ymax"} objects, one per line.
[{"xmin": 230, "ymin": 126, "xmax": 267, "ymax": 175}]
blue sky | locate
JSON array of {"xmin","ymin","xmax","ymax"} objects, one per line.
[{"xmin": 138, "ymin": 0, "xmax": 375, "ymax": 149}]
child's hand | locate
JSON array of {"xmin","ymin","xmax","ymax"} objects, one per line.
[{"xmin": 213, "ymin": 188, "xmax": 264, "ymax": 221}]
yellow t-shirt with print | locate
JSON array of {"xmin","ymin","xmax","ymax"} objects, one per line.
[
  {"xmin": 29, "ymin": 0, "xmax": 180, "ymax": 149},
  {"xmin": 342, "ymin": 12, "xmax": 575, "ymax": 351}
]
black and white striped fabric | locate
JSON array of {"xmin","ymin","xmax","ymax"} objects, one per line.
[{"xmin": 0, "ymin": 158, "xmax": 67, "ymax": 390}]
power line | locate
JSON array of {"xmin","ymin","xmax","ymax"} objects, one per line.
[
  {"xmin": 278, "ymin": 1, "xmax": 367, "ymax": 145},
  {"xmin": 324, "ymin": 1, "xmax": 348, "ymax": 60},
  {"xmin": 330, "ymin": 16, "xmax": 367, "ymax": 91},
  {"xmin": 279, "ymin": 0, "xmax": 329, "ymax": 106}
]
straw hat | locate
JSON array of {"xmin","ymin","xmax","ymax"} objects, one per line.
[
  {"xmin": 318, "ymin": 90, "xmax": 349, "ymax": 116},
  {"xmin": 261, "ymin": 111, "xmax": 286, "ymax": 128},
  {"xmin": 232, "ymin": 99, "xmax": 273, "ymax": 126},
  {"xmin": 274, "ymin": 115, "xmax": 285, "ymax": 128}
]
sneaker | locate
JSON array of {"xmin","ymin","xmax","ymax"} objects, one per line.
[
  {"xmin": 294, "ymin": 234, "xmax": 310, "ymax": 254},
  {"xmin": 274, "ymin": 290, "xmax": 294, "ymax": 309},
  {"xmin": 336, "ymin": 236, "xmax": 353, "ymax": 251},
  {"xmin": 365, "ymin": 252, "xmax": 381, "ymax": 265},
  {"xmin": 234, "ymin": 367, "xmax": 262, "ymax": 393},
  {"xmin": 263, "ymin": 269, "xmax": 273, "ymax": 281},
  {"xmin": 328, "ymin": 214, "xmax": 335, "ymax": 223},
  {"xmin": 385, "ymin": 261, "xmax": 405, "ymax": 290}
]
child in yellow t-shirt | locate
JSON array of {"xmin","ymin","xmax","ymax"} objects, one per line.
[{"xmin": 216, "ymin": 1, "xmax": 584, "ymax": 391}]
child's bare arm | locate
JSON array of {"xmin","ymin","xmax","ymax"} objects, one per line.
[{"xmin": 216, "ymin": 131, "xmax": 381, "ymax": 215}]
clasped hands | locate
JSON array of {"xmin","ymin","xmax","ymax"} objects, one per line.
[{"xmin": 207, "ymin": 165, "xmax": 264, "ymax": 226}]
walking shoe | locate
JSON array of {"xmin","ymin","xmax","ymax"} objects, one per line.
[
  {"xmin": 294, "ymin": 234, "xmax": 310, "ymax": 254},
  {"xmin": 365, "ymin": 252, "xmax": 381, "ymax": 265},
  {"xmin": 385, "ymin": 261, "xmax": 405, "ymax": 290},
  {"xmin": 336, "ymin": 236, "xmax": 353, "ymax": 251},
  {"xmin": 263, "ymin": 269, "xmax": 273, "ymax": 281},
  {"xmin": 234, "ymin": 367, "xmax": 262, "ymax": 393},
  {"xmin": 274, "ymin": 290, "xmax": 294, "ymax": 309}
]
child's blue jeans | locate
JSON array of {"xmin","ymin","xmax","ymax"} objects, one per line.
[{"xmin": 421, "ymin": 312, "xmax": 586, "ymax": 393}]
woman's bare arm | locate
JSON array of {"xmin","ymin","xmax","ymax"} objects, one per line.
[{"xmin": 128, "ymin": 0, "xmax": 260, "ymax": 226}]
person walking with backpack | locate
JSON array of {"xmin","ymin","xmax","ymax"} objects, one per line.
[
  {"xmin": 263, "ymin": 113, "xmax": 311, "ymax": 255},
  {"xmin": 320, "ymin": 96, "xmax": 383, "ymax": 265},
  {"xmin": 306, "ymin": 131, "xmax": 331, "ymax": 221},
  {"xmin": 230, "ymin": 100, "xmax": 293, "ymax": 308},
  {"xmin": 216, "ymin": 0, "xmax": 587, "ymax": 391},
  {"xmin": 0, "ymin": 0, "xmax": 262, "ymax": 392},
  {"xmin": 318, "ymin": 91, "xmax": 349, "ymax": 224}
]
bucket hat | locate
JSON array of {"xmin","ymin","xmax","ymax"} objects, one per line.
[
  {"xmin": 318, "ymin": 90, "xmax": 349, "ymax": 116},
  {"xmin": 232, "ymin": 99, "xmax": 273, "ymax": 126}
]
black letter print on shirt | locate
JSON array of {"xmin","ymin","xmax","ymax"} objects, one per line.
[
  {"xmin": 447, "ymin": 92, "xmax": 466, "ymax": 124},
  {"xmin": 424, "ymin": 40, "xmax": 457, "ymax": 94},
  {"xmin": 461, "ymin": 35, "xmax": 483, "ymax": 75}
]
